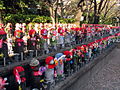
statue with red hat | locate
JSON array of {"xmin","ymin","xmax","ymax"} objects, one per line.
[
  {"xmin": 40, "ymin": 29, "xmax": 50, "ymax": 54},
  {"xmin": 83, "ymin": 45, "xmax": 90, "ymax": 64},
  {"xmin": 45, "ymin": 56, "xmax": 56, "ymax": 87},
  {"xmin": 13, "ymin": 28, "xmax": 24, "ymax": 61},
  {"xmin": 0, "ymin": 25, "xmax": 8, "ymax": 66},
  {"xmin": 63, "ymin": 50, "xmax": 73, "ymax": 76},
  {"xmin": 91, "ymin": 42, "xmax": 98, "ymax": 58},
  {"xmin": 79, "ymin": 45, "xmax": 87, "ymax": 65},
  {"xmin": 54, "ymin": 53, "xmax": 66, "ymax": 81},
  {"xmin": 28, "ymin": 29, "xmax": 36, "ymax": 46},
  {"xmin": 64, "ymin": 28, "xmax": 72, "ymax": 47},
  {"xmin": 73, "ymin": 46, "xmax": 83, "ymax": 70},
  {"xmin": 75, "ymin": 28, "xmax": 81, "ymax": 44},
  {"xmin": 87, "ymin": 43, "xmax": 93, "ymax": 60},
  {"xmin": 29, "ymin": 58, "xmax": 46, "ymax": 89},
  {"xmin": 86, "ymin": 27, "xmax": 92, "ymax": 41},
  {"xmin": 50, "ymin": 27, "xmax": 57, "ymax": 51},
  {"xmin": 27, "ymin": 29, "xmax": 39, "ymax": 58},
  {"xmin": 13, "ymin": 66, "xmax": 26, "ymax": 90},
  {"xmin": 70, "ymin": 28, "xmax": 76, "ymax": 46},
  {"xmin": 57, "ymin": 27, "xmax": 65, "ymax": 49}
]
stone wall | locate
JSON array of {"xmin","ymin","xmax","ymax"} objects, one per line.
[{"xmin": 53, "ymin": 43, "xmax": 117, "ymax": 90}]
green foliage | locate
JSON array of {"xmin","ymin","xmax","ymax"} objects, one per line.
[
  {"xmin": 32, "ymin": 16, "xmax": 52, "ymax": 23},
  {"xmin": 0, "ymin": 1, "xmax": 5, "ymax": 9},
  {"xmin": 58, "ymin": 18, "xmax": 76, "ymax": 23},
  {"xmin": 3, "ymin": 14, "xmax": 76, "ymax": 24},
  {"xmin": 99, "ymin": 15, "xmax": 113, "ymax": 24}
]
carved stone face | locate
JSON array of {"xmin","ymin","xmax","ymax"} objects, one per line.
[
  {"xmin": 42, "ymin": 29, "xmax": 48, "ymax": 36},
  {"xmin": 16, "ymin": 32, "xmax": 23, "ymax": 39},
  {"xmin": 31, "ymin": 31, "xmax": 36, "ymax": 37},
  {"xmin": 49, "ymin": 60, "xmax": 54, "ymax": 65}
]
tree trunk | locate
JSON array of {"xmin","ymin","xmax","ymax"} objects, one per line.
[
  {"xmin": 0, "ymin": 10, "xmax": 2, "ymax": 24},
  {"xmin": 51, "ymin": 16, "xmax": 55, "ymax": 25},
  {"xmin": 93, "ymin": 15, "xmax": 100, "ymax": 24},
  {"xmin": 49, "ymin": 7, "xmax": 55, "ymax": 25},
  {"xmin": 74, "ymin": 10, "xmax": 83, "ymax": 27},
  {"xmin": 55, "ymin": 5, "xmax": 58, "ymax": 24},
  {"xmin": 93, "ymin": 0, "xmax": 100, "ymax": 24}
]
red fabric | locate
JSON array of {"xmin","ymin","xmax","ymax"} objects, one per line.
[
  {"xmin": 41, "ymin": 29, "xmax": 48, "ymax": 39},
  {"xmin": 30, "ymin": 66, "xmax": 37, "ymax": 69},
  {"xmin": 65, "ymin": 28, "xmax": 68, "ymax": 32},
  {"xmin": 58, "ymin": 27, "xmax": 63, "ymax": 33},
  {"xmin": 72, "ymin": 49, "xmax": 76, "ymax": 52},
  {"xmin": 0, "ymin": 29, "xmax": 6, "ymax": 35},
  {"xmin": 102, "ymin": 37, "xmax": 108, "ymax": 40},
  {"xmin": 0, "ymin": 24, "xmax": 3, "ymax": 26},
  {"xmin": 75, "ymin": 28, "xmax": 80, "ymax": 31},
  {"xmin": 87, "ymin": 43, "xmax": 94, "ymax": 48},
  {"xmin": 63, "ymin": 51, "xmax": 73, "ymax": 61},
  {"xmin": 87, "ymin": 43, "xmax": 90, "ymax": 47},
  {"xmin": 71, "ymin": 28, "xmax": 75, "ymax": 30},
  {"xmin": 45, "ymin": 56, "xmax": 56, "ymax": 69},
  {"xmin": 13, "ymin": 66, "xmax": 26, "ymax": 83},
  {"xmin": 76, "ymin": 46, "xmax": 81, "ymax": 50},
  {"xmin": 29, "ymin": 29, "xmax": 36, "ymax": 35},
  {"xmin": 52, "ymin": 30, "xmax": 57, "ymax": 36},
  {"xmin": 45, "ymin": 56, "xmax": 54, "ymax": 65},
  {"xmin": 66, "ymin": 58, "xmax": 71, "ymax": 61},
  {"xmin": 84, "ymin": 50, "xmax": 87, "ymax": 53},
  {"xmin": 58, "ymin": 28, "xmax": 65, "ymax": 36},
  {"xmin": 14, "ymin": 69, "xmax": 21, "ymax": 83},
  {"xmin": 15, "ymin": 38, "xmax": 24, "ymax": 42},
  {"xmin": 42, "ymin": 35, "xmax": 48, "ymax": 39},
  {"xmin": 70, "ymin": 49, "xmax": 76, "ymax": 53},
  {"xmin": 115, "ymin": 33, "xmax": 120, "ymax": 36},
  {"xmin": 75, "ymin": 27, "xmax": 83, "ymax": 31},
  {"xmin": 95, "ymin": 39, "xmax": 100, "ymax": 43},
  {"xmin": 87, "ymin": 27, "xmax": 92, "ymax": 33},
  {"xmin": 21, "ymin": 77, "xmax": 26, "ymax": 83},
  {"xmin": 33, "ymin": 71, "xmax": 42, "ymax": 76},
  {"xmin": 14, "ymin": 30, "xmax": 23, "ymax": 36},
  {"xmin": 13, "ymin": 66, "xmax": 25, "ymax": 74},
  {"xmin": 81, "ymin": 46, "xmax": 85, "ymax": 51},
  {"xmin": 48, "ymin": 64, "xmax": 56, "ymax": 69},
  {"xmin": 63, "ymin": 51, "xmax": 71, "ymax": 56},
  {"xmin": 41, "ymin": 29, "xmax": 47, "ymax": 34},
  {"xmin": 0, "ymin": 39, "xmax": 3, "ymax": 48},
  {"xmin": 83, "ymin": 45, "xmax": 87, "ymax": 47}
]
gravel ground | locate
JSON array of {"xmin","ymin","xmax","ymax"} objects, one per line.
[{"xmin": 66, "ymin": 48, "xmax": 120, "ymax": 90}]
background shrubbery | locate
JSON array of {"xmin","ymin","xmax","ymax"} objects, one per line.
[{"xmin": 3, "ymin": 14, "xmax": 76, "ymax": 24}]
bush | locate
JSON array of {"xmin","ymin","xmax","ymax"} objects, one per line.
[
  {"xmin": 4, "ymin": 14, "xmax": 38, "ymax": 24},
  {"xmin": 32, "ymin": 16, "xmax": 52, "ymax": 23},
  {"xmin": 58, "ymin": 18, "xmax": 76, "ymax": 23},
  {"xmin": 3, "ymin": 14, "xmax": 76, "ymax": 24}
]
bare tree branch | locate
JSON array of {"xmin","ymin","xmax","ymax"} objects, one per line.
[
  {"xmin": 99, "ymin": 0, "xmax": 107, "ymax": 13},
  {"xmin": 98, "ymin": 0, "xmax": 104, "ymax": 14},
  {"xmin": 77, "ymin": 0, "xmax": 84, "ymax": 7},
  {"xmin": 104, "ymin": 0, "xmax": 110, "ymax": 14},
  {"xmin": 88, "ymin": 0, "xmax": 94, "ymax": 11},
  {"xmin": 103, "ymin": 2, "xmax": 116, "ymax": 18},
  {"xmin": 88, "ymin": 2, "xmax": 101, "ymax": 11},
  {"xmin": 94, "ymin": 0, "xmax": 97, "ymax": 15}
]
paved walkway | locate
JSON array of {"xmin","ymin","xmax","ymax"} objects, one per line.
[{"xmin": 67, "ymin": 48, "xmax": 120, "ymax": 90}]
